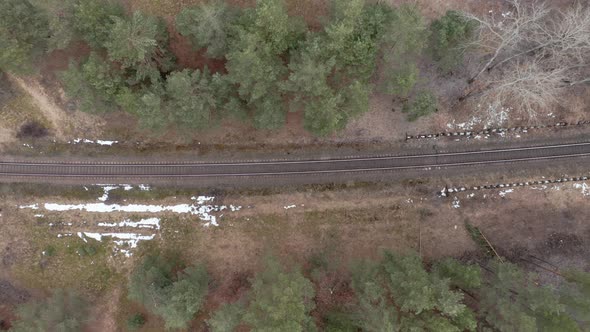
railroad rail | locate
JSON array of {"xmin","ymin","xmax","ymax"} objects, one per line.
[{"xmin": 1, "ymin": 141, "xmax": 590, "ymax": 181}]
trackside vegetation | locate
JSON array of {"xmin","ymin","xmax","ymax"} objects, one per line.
[
  {"xmin": 0, "ymin": 0, "xmax": 479, "ymax": 136},
  {"xmin": 10, "ymin": 250, "xmax": 590, "ymax": 331}
]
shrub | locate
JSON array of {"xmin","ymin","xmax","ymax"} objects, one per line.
[
  {"xmin": 429, "ymin": 10, "xmax": 477, "ymax": 73},
  {"xmin": 402, "ymin": 91, "xmax": 437, "ymax": 121},
  {"xmin": 127, "ymin": 313, "xmax": 146, "ymax": 330}
]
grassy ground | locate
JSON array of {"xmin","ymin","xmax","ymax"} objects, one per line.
[
  {"xmin": 10, "ymin": 213, "xmax": 118, "ymax": 297},
  {"xmin": 0, "ymin": 89, "xmax": 50, "ymax": 135}
]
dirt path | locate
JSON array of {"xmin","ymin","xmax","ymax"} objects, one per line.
[{"xmin": 7, "ymin": 75, "xmax": 66, "ymax": 140}]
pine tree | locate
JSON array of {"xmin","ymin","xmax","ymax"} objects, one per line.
[
  {"xmin": 11, "ymin": 289, "xmax": 88, "ymax": 332},
  {"xmin": 0, "ymin": 0, "xmax": 49, "ymax": 73},
  {"xmin": 72, "ymin": 0, "xmax": 124, "ymax": 48},
  {"xmin": 243, "ymin": 257, "xmax": 316, "ymax": 332},
  {"xmin": 128, "ymin": 254, "xmax": 209, "ymax": 330},
  {"xmin": 176, "ymin": 1, "xmax": 239, "ymax": 58},
  {"xmin": 106, "ymin": 11, "xmax": 174, "ymax": 84}
]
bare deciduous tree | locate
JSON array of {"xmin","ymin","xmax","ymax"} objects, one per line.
[
  {"xmin": 481, "ymin": 59, "xmax": 568, "ymax": 119},
  {"xmin": 462, "ymin": 0, "xmax": 590, "ymax": 119}
]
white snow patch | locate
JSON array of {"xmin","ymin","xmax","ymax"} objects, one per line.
[
  {"xmin": 96, "ymin": 184, "xmax": 134, "ymax": 201},
  {"xmin": 19, "ymin": 204, "xmax": 39, "ymax": 210},
  {"xmin": 97, "ymin": 217, "xmax": 161, "ymax": 230},
  {"xmin": 69, "ymin": 138, "xmax": 119, "ymax": 146},
  {"xmin": 452, "ymin": 197, "xmax": 461, "ymax": 209},
  {"xmin": 21, "ymin": 200, "xmax": 241, "ymax": 226},
  {"xmin": 76, "ymin": 232, "xmax": 155, "ymax": 257},
  {"xmin": 34, "ymin": 214, "xmax": 44, "ymax": 217},
  {"xmin": 574, "ymin": 183, "xmax": 590, "ymax": 196},
  {"xmin": 284, "ymin": 204, "xmax": 297, "ymax": 210},
  {"xmin": 191, "ymin": 196, "xmax": 215, "ymax": 204},
  {"xmin": 499, "ymin": 189, "xmax": 514, "ymax": 197}
]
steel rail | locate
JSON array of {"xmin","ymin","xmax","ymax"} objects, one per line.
[
  {"xmin": 2, "ymin": 151, "xmax": 589, "ymax": 178},
  {"xmin": 1, "ymin": 141, "xmax": 590, "ymax": 167}
]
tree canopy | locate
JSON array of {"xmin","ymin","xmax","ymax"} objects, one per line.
[
  {"xmin": 0, "ymin": 0, "xmax": 49, "ymax": 73},
  {"xmin": 128, "ymin": 254, "xmax": 209, "ymax": 330},
  {"xmin": 243, "ymin": 257, "xmax": 316, "ymax": 332},
  {"xmin": 11, "ymin": 289, "xmax": 88, "ymax": 332}
]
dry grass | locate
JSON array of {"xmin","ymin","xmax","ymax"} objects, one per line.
[{"xmin": 0, "ymin": 91, "xmax": 50, "ymax": 133}]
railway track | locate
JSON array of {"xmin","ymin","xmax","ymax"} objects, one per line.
[{"xmin": 1, "ymin": 141, "xmax": 590, "ymax": 181}]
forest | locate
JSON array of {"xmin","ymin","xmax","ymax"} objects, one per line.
[
  {"xmin": 8, "ymin": 248, "xmax": 590, "ymax": 331},
  {"xmin": 1, "ymin": 0, "xmax": 478, "ymax": 136}
]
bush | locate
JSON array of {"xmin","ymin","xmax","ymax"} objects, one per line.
[
  {"xmin": 127, "ymin": 313, "xmax": 146, "ymax": 330},
  {"xmin": 128, "ymin": 254, "xmax": 209, "ymax": 330},
  {"xmin": 402, "ymin": 91, "xmax": 437, "ymax": 121},
  {"xmin": 429, "ymin": 10, "xmax": 477, "ymax": 73},
  {"xmin": 76, "ymin": 243, "xmax": 98, "ymax": 257},
  {"xmin": 11, "ymin": 289, "xmax": 88, "ymax": 332}
]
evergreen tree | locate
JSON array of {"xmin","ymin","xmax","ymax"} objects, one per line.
[
  {"xmin": 128, "ymin": 254, "xmax": 209, "ymax": 330},
  {"xmin": 402, "ymin": 91, "xmax": 437, "ymax": 121},
  {"xmin": 11, "ymin": 289, "xmax": 88, "ymax": 332},
  {"xmin": 351, "ymin": 251, "xmax": 477, "ymax": 332},
  {"xmin": 166, "ymin": 68, "xmax": 218, "ymax": 129},
  {"xmin": 176, "ymin": 1, "xmax": 239, "ymax": 59},
  {"xmin": 207, "ymin": 302, "xmax": 245, "ymax": 332},
  {"xmin": 429, "ymin": 10, "xmax": 477, "ymax": 73},
  {"xmin": 433, "ymin": 258, "xmax": 482, "ymax": 290},
  {"xmin": 106, "ymin": 11, "xmax": 174, "ymax": 84},
  {"xmin": 561, "ymin": 270, "xmax": 590, "ymax": 329},
  {"xmin": 0, "ymin": 0, "xmax": 49, "ymax": 73},
  {"xmin": 381, "ymin": 4, "xmax": 429, "ymax": 96},
  {"xmin": 72, "ymin": 0, "xmax": 124, "ymax": 48},
  {"xmin": 243, "ymin": 257, "xmax": 316, "ymax": 332},
  {"xmin": 479, "ymin": 260, "xmax": 577, "ymax": 332}
]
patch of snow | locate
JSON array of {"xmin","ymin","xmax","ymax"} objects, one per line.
[
  {"xmin": 19, "ymin": 204, "xmax": 39, "ymax": 210},
  {"xmin": 191, "ymin": 196, "xmax": 215, "ymax": 204},
  {"xmin": 138, "ymin": 184, "xmax": 151, "ymax": 191},
  {"xmin": 284, "ymin": 204, "xmax": 297, "ymax": 210},
  {"xmin": 574, "ymin": 183, "xmax": 590, "ymax": 196},
  {"xmin": 499, "ymin": 189, "xmax": 514, "ymax": 197},
  {"xmin": 530, "ymin": 185, "xmax": 548, "ymax": 191},
  {"xmin": 69, "ymin": 139, "xmax": 119, "ymax": 146},
  {"xmin": 467, "ymin": 193, "xmax": 475, "ymax": 198},
  {"xmin": 22, "ymin": 143, "xmax": 34, "ymax": 149},
  {"xmin": 23, "ymin": 200, "xmax": 241, "ymax": 226},
  {"xmin": 77, "ymin": 232, "xmax": 155, "ymax": 257},
  {"xmin": 97, "ymin": 217, "xmax": 160, "ymax": 230},
  {"xmin": 34, "ymin": 214, "xmax": 44, "ymax": 217},
  {"xmin": 452, "ymin": 197, "xmax": 461, "ymax": 209}
]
